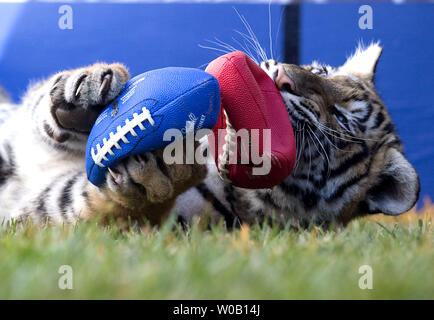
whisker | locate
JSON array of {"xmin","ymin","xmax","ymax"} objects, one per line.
[
  {"xmin": 313, "ymin": 123, "xmax": 355, "ymax": 153},
  {"xmin": 200, "ymin": 8, "xmax": 271, "ymax": 67},
  {"xmin": 209, "ymin": 38, "xmax": 238, "ymax": 53},
  {"xmin": 196, "ymin": 62, "xmax": 210, "ymax": 70},
  {"xmin": 309, "ymin": 127, "xmax": 331, "ymax": 177},
  {"xmin": 198, "ymin": 44, "xmax": 231, "ymax": 55},
  {"xmin": 274, "ymin": 5, "xmax": 285, "ymax": 61},
  {"xmin": 196, "ymin": 50, "xmax": 231, "ymax": 69},
  {"xmin": 241, "ymin": 24, "xmax": 266, "ymax": 61},
  {"xmin": 318, "ymin": 122, "xmax": 379, "ymax": 142},
  {"xmin": 201, "ymin": 36, "xmax": 260, "ymax": 65},
  {"xmin": 292, "ymin": 123, "xmax": 300, "ymax": 173},
  {"xmin": 316, "ymin": 123, "xmax": 360, "ymax": 142},
  {"xmin": 293, "ymin": 123, "xmax": 305, "ymax": 173},
  {"xmin": 233, "ymin": 29, "xmax": 263, "ymax": 63},
  {"xmin": 231, "ymin": 37, "xmax": 258, "ymax": 64},
  {"xmin": 305, "ymin": 129, "xmax": 316, "ymax": 181},
  {"xmin": 233, "ymin": 8, "xmax": 268, "ymax": 61},
  {"xmin": 268, "ymin": 0, "xmax": 274, "ymax": 61}
]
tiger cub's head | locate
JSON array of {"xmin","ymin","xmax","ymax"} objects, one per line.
[{"xmin": 261, "ymin": 43, "xmax": 419, "ymax": 226}]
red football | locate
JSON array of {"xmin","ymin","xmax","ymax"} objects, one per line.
[{"xmin": 205, "ymin": 51, "xmax": 297, "ymax": 189}]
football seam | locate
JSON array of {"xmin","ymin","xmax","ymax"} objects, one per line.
[
  {"xmin": 91, "ymin": 105, "xmax": 155, "ymax": 168},
  {"xmin": 217, "ymin": 109, "xmax": 236, "ymax": 183}
]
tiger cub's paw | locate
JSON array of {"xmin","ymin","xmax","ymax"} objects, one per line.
[
  {"xmin": 49, "ymin": 63, "xmax": 130, "ymax": 133},
  {"xmin": 104, "ymin": 149, "xmax": 208, "ymax": 210}
]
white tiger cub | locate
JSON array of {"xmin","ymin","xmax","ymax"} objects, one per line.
[
  {"xmin": 0, "ymin": 44, "xmax": 420, "ymax": 228},
  {"xmin": 0, "ymin": 63, "xmax": 207, "ymax": 226}
]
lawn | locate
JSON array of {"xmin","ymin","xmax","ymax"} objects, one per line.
[{"xmin": 0, "ymin": 203, "xmax": 433, "ymax": 299}]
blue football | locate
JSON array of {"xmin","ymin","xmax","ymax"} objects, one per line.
[{"xmin": 85, "ymin": 67, "xmax": 220, "ymax": 186}]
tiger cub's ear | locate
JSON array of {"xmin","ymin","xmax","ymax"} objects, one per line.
[
  {"xmin": 366, "ymin": 148, "xmax": 420, "ymax": 216},
  {"xmin": 339, "ymin": 43, "xmax": 383, "ymax": 82}
]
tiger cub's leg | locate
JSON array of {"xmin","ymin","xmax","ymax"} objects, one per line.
[
  {"xmin": 91, "ymin": 148, "xmax": 207, "ymax": 226},
  {"xmin": 17, "ymin": 152, "xmax": 206, "ymax": 227}
]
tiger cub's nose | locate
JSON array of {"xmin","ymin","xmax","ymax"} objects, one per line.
[{"xmin": 275, "ymin": 65, "xmax": 296, "ymax": 92}]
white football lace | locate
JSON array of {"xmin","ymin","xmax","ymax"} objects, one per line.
[
  {"xmin": 218, "ymin": 109, "xmax": 236, "ymax": 182},
  {"xmin": 91, "ymin": 106, "xmax": 155, "ymax": 168}
]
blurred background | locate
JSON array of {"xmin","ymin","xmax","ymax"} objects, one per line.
[{"xmin": 0, "ymin": 0, "xmax": 433, "ymax": 205}]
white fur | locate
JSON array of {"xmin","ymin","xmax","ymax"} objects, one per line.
[
  {"xmin": 340, "ymin": 42, "xmax": 383, "ymax": 78},
  {"xmin": 0, "ymin": 102, "xmax": 86, "ymax": 221}
]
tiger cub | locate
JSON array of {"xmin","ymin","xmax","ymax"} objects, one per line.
[
  {"xmin": 175, "ymin": 43, "xmax": 420, "ymax": 228},
  {"xmin": 0, "ymin": 44, "xmax": 419, "ymax": 228},
  {"xmin": 0, "ymin": 63, "xmax": 206, "ymax": 226}
]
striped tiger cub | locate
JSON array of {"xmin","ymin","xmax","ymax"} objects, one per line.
[
  {"xmin": 0, "ymin": 44, "xmax": 419, "ymax": 228},
  {"xmin": 176, "ymin": 43, "xmax": 420, "ymax": 228}
]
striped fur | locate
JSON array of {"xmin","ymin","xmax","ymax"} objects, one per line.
[{"xmin": 176, "ymin": 43, "xmax": 420, "ymax": 228}]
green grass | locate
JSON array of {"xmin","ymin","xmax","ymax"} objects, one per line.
[{"xmin": 0, "ymin": 211, "xmax": 432, "ymax": 299}]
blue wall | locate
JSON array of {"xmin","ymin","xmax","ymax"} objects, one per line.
[{"xmin": 0, "ymin": 3, "xmax": 284, "ymax": 100}]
